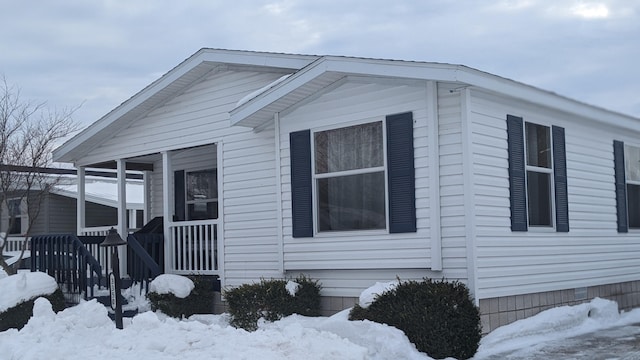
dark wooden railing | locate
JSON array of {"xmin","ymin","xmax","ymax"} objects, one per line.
[
  {"xmin": 30, "ymin": 234, "xmax": 103, "ymax": 302},
  {"xmin": 127, "ymin": 233, "xmax": 164, "ymax": 292}
]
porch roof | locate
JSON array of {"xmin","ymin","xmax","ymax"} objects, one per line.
[
  {"xmin": 229, "ymin": 55, "xmax": 640, "ymax": 131},
  {"xmin": 52, "ymin": 48, "xmax": 318, "ymax": 165}
]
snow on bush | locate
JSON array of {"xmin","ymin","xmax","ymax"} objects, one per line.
[
  {"xmin": 0, "ymin": 272, "xmax": 58, "ymax": 312},
  {"xmin": 149, "ymin": 274, "xmax": 194, "ymax": 298},
  {"xmin": 358, "ymin": 281, "xmax": 399, "ymax": 308}
]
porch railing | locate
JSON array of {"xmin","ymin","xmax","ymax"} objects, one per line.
[
  {"xmin": 167, "ymin": 219, "xmax": 218, "ymax": 275},
  {"xmin": 127, "ymin": 233, "xmax": 163, "ymax": 292},
  {"xmin": 30, "ymin": 234, "xmax": 103, "ymax": 302},
  {"xmin": 80, "ymin": 226, "xmax": 113, "ymax": 237},
  {"xmin": 3, "ymin": 236, "xmax": 29, "ymax": 252}
]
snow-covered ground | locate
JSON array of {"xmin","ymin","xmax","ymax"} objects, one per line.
[{"xmin": 1, "ymin": 272, "xmax": 640, "ymax": 360}]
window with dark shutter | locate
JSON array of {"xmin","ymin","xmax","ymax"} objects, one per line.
[
  {"xmin": 507, "ymin": 116, "xmax": 569, "ymax": 232},
  {"xmin": 386, "ymin": 112, "xmax": 417, "ymax": 233},
  {"xmin": 553, "ymin": 126, "xmax": 569, "ymax": 232},
  {"xmin": 289, "ymin": 112, "xmax": 417, "ymax": 237},
  {"xmin": 290, "ymin": 130, "xmax": 313, "ymax": 237},
  {"xmin": 615, "ymin": 141, "xmax": 640, "ymax": 232},
  {"xmin": 507, "ymin": 115, "xmax": 528, "ymax": 231}
]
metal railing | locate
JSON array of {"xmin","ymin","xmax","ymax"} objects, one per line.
[
  {"xmin": 30, "ymin": 234, "xmax": 103, "ymax": 302},
  {"xmin": 168, "ymin": 220, "xmax": 218, "ymax": 275},
  {"xmin": 127, "ymin": 233, "xmax": 163, "ymax": 292}
]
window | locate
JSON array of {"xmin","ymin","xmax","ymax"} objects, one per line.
[
  {"xmin": 626, "ymin": 145, "xmax": 640, "ymax": 228},
  {"xmin": 314, "ymin": 122, "xmax": 386, "ymax": 231},
  {"xmin": 173, "ymin": 169, "xmax": 218, "ymax": 221},
  {"xmin": 290, "ymin": 112, "xmax": 416, "ymax": 237},
  {"xmin": 615, "ymin": 141, "xmax": 640, "ymax": 231},
  {"xmin": 525, "ymin": 122, "xmax": 553, "ymax": 227},
  {"xmin": 7, "ymin": 199, "xmax": 23, "ymax": 235},
  {"xmin": 186, "ymin": 169, "xmax": 218, "ymax": 220},
  {"xmin": 507, "ymin": 115, "xmax": 568, "ymax": 232}
]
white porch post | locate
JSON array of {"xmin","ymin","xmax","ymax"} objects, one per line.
[
  {"xmin": 76, "ymin": 166, "xmax": 86, "ymax": 235},
  {"xmin": 116, "ymin": 159, "xmax": 128, "ymax": 275},
  {"xmin": 162, "ymin": 151, "xmax": 172, "ymax": 274}
]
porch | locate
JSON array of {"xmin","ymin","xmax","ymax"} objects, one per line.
[{"xmin": 74, "ymin": 143, "xmax": 222, "ymax": 278}]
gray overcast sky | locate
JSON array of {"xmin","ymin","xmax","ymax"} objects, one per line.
[{"xmin": 1, "ymin": 0, "xmax": 639, "ymax": 131}]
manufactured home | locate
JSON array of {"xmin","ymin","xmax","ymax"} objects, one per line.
[{"xmin": 52, "ymin": 49, "xmax": 640, "ymax": 332}]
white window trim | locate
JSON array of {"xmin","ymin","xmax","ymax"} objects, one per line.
[
  {"xmin": 524, "ymin": 122, "xmax": 556, "ymax": 230},
  {"xmin": 310, "ymin": 119, "xmax": 389, "ymax": 236}
]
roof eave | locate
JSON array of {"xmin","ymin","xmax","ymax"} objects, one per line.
[
  {"xmin": 231, "ymin": 57, "xmax": 640, "ymax": 130},
  {"xmin": 53, "ymin": 48, "xmax": 319, "ymax": 164}
]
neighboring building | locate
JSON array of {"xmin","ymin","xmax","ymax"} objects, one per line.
[
  {"xmin": 0, "ymin": 176, "xmax": 144, "ymax": 237},
  {"xmin": 52, "ymin": 49, "xmax": 640, "ymax": 332}
]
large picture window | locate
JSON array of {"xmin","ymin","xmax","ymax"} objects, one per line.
[
  {"xmin": 314, "ymin": 122, "xmax": 386, "ymax": 231},
  {"xmin": 289, "ymin": 111, "xmax": 416, "ymax": 238}
]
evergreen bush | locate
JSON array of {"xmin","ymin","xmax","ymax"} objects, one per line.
[
  {"xmin": 147, "ymin": 276, "xmax": 216, "ymax": 318},
  {"xmin": 225, "ymin": 275, "xmax": 321, "ymax": 331},
  {"xmin": 349, "ymin": 278, "xmax": 482, "ymax": 360},
  {"xmin": 0, "ymin": 288, "xmax": 66, "ymax": 331}
]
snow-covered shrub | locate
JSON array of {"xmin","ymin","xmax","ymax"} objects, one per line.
[
  {"xmin": 225, "ymin": 275, "xmax": 321, "ymax": 331},
  {"xmin": 147, "ymin": 275, "xmax": 215, "ymax": 318},
  {"xmin": 349, "ymin": 278, "xmax": 482, "ymax": 360},
  {"xmin": 0, "ymin": 289, "xmax": 66, "ymax": 331}
]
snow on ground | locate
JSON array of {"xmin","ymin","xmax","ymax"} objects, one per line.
[{"xmin": 1, "ymin": 271, "xmax": 640, "ymax": 360}]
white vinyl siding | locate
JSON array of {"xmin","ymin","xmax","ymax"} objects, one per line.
[
  {"xmin": 78, "ymin": 69, "xmax": 289, "ymax": 288},
  {"xmin": 77, "ymin": 70, "xmax": 290, "ymax": 165},
  {"xmin": 437, "ymin": 83, "xmax": 471, "ymax": 281},
  {"xmin": 280, "ymin": 79, "xmax": 430, "ymax": 272},
  {"xmin": 469, "ymin": 89, "xmax": 640, "ymax": 299}
]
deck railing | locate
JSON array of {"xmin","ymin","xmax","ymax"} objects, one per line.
[
  {"xmin": 167, "ymin": 220, "xmax": 218, "ymax": 275},
  {"xmin": 80, "ymin": 226, "xmax": 113, "ymax": 237},
  {"xmin": 3, "ymin": 236, "xmax": 29, "ymax": 252},
  {"xmin": 30, "ymin": 234, "xmax": 103, "ymax": 302},
  {"xmin": 127, "ymin": 233, "xmax": 163, "ymax": 292}
]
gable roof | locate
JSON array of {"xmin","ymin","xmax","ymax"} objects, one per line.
[
  {"xmin": 54, "ymin": 49, "xmax": 640, "ymax": 164},
  {"xmin": 53, "ymin": 48, "xmax": 318, "ymax": 164},
  {"xmin": 230, "ymin": 55, "xmax": 640, "ymax": 130}
]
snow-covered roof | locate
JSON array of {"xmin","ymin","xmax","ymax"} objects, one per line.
[{"xmin": 52, "ymin": 178, "xmax": 143, "ymax": 210}]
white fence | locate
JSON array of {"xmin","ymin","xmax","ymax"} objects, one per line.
[
  {"xmin": 167, "ymin": 220, "xmax": 218, "ymax": 275},
  {"xmin": 2, "ymin": 236, "xmax": 29, "ymax": 252}
]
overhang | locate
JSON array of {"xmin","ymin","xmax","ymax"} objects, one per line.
[
  {"xmin": 53, "ymin": 48, "xmax": 319, "ymax": 165},
  {"xmin": 230, "ymin": 55, "xmax": 640, "ymax": 131}
]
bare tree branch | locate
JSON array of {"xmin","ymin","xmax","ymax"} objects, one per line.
[{"xmin": 0, "ymin": 75, "xmax": 79, "ymax": 275}]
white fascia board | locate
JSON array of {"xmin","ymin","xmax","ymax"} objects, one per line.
[
  {"xmin": 230, "ymin": 57, "xmax": 461, "ymax": 127},
  {"xmin": 53, "ymin": 49, "xmax": 318, "ymax": 163},
  {"xmin": 453, "ymin": 67, "xmax": 640, "ymax": 129},
  {"xmin": 231, "ymin": 54, "xmax": 640, "ymax": 131}
]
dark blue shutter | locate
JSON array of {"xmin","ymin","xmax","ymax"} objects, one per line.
[
  {"xmin": 614, "ymin": 140, "xmax": 628, "ymax": 233},
  {"xmin": 386, "ymin": 112, "xmax": 417, "ymax": 233},
  {"xmin": 290, "ymin": 130, "xmax": 313, "ymax": 238},
  {"xmin": 552, "ymin": 126, "xmax": 569, "ymax": 232},
  {"xmin": 174, "ymin": 170, "xmax": 185, "ymax": 221},
  {"xmin": 507, "ymin": 115, "xmax": 528, "ymax": 231}
]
